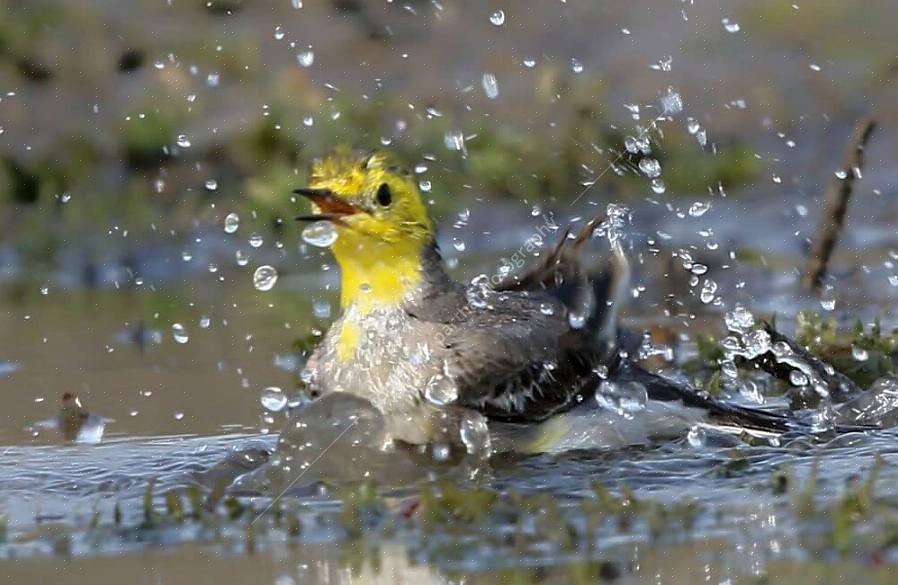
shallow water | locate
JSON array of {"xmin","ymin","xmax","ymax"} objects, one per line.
[{"xmin": 3, "ymin": 192, "xmax": 898, "ymax": 583}]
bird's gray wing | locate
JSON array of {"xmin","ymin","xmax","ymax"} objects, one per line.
[{"xmin": 407, "ymin": 288, "xmax": 608, "ymax": 422}]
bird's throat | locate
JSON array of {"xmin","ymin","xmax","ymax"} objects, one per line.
[{"xmin": 332, "ymin": 236, "xmax": 426, "ymax": 317}]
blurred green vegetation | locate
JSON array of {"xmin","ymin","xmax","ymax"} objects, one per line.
[
  {"xmin": 796, "ymin": 312, "xmax": 898, "ymax": 388},
  {"xmin": 0, "ymin": 0, "xmax": 772, "ymax": 273}
]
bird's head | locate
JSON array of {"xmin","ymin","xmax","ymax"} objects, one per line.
[
  {"xmin": 296, "ymin": 147, "xmax": 434, "ymax": 246},
  {"xmin": 295, "ymin": 147, "xmax": 438, "ymax": 315}
]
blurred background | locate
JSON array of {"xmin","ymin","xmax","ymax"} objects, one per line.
[
  {"xmin": 4, "ymin": 1, "xmax": 898, "ymax": 581},
  {"xmin": 3, "ymin": 0, "xmax": 898, "ymax": 436},
  {"xmin": 2, "ymin": 0, "xmax": 897, "ymax": 280}
]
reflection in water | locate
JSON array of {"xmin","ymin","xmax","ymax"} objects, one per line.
[
  {"xmin": 29, "ymin": 393, "xmax": 111, "ymax": 444},
  {"xmin": 230, "ymin": 394, "xmax": 425, "ymax": 495}
]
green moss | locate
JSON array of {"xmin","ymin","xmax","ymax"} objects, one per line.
[
  {"xmin": 142, "ymin": 480, "xmax": 158, "ymax": 528},
  {"xmin": 418, "ymin": 481, "xmax": 498, "ymax": 527},
  {"xmin": 339, "ymin": 480, "xmax": 385, "ymax": 538},
  {"xmin": 122, "ymin": 110, "xmax": 176, "ymax": 168},
  {"xmin": 796, "ymin": 312, "xmax": 898, "ymax": 388},
  {"xmin": 243, "ymin": 162, "xmax": 305, "ymax": 233}
]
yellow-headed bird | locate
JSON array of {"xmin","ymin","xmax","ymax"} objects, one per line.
[{"xmin": 294, "ymin": 148, "xmax": 785, "ymax": 455}]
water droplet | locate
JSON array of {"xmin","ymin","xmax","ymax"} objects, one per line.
[
  {"xmin": 523, "ymin": 58, "xmax": 536, "ymax": 68},
  {"xmin": 261, "ymin": 386, "xmax": 288, "ymax": 412},
  {"xmin": 725, "ymin": 304, "xmax": 755, "ymax": 333},
  {"xmin": 419, "ymin": 180, "xmax": 432, "ymax": 192},
  {"xmin": 431, "ymin": 443, "xmax": 451, "ymax": 462},
  {"xmin": 253, "ymin": 265, "xmax": 278, "ymax": 291},
  {"xmin": 172, "ymin": 323, "xmax": 189, "ymax": 344},
  {"xmin": 40, "ymin": 285, "xmax": 49, "ymax": 295},
  {"xmin": 444, "ymin": 129, "xmax": 465, "ymax": 152},
  {"xmin": 721, "ymin": 360, "xmax": 738, "ymax": 379},
  {"xmin": 539, "ymin": 303, "xmax": 555, "ymax": 316},
  {"xmin": 301, "ymin": 220, "xmax": 338, "ymax": 247},
  {"xmin": 742, "ymin": 329, "xmax": 771, "ymax": 359},
  {"xmin": 181, "ymin": 250, "xmax": 193, "ymax": 262},
  {"xmin": 660, "ymin": 87, "xmax": 683, "ymax": 116},
  {"xmin": 739, "ymin": 380, "xmax": 765, "ymax": 404},
  {"xmin": 235, "ymin": 249, "xmax": 249, "ymax": 266},
  {"xmin": 570, "ymin": 58, "xmax": 584, "ymax": 74},
  {"xmin": 699, "ymin": 279, "xmax": 718, "ymax": 304},
  {"xmin": 820, "ymin": 286, "xmax": 836, "ymax": 311},
  {"xmin": 686, "ymin": 425, "xmax": 706, "ymax": 447},
  {"xmin": 249, "ymin": 233, "xmax": 264, "ymax": 248},
  {"xmin": 639, "ymin": 158, "xmax": 662, "ymax": 178},
  {"xmin": 489, "ymin": 9, "xmax": 505, "ymax": 26},
  {"xmin": 809, "ymin": 63, "xmax": 821, "ymax": 72},
  {"xmin": 721, "ymin": 17, "xmax": 740, "ymax": 33},
  {"xmin": 313, "ymin": 300, "xmax": 331, "ymax": 319},
  {"xmin": 652, "ymin": 56, "xmax": 672, "ymax": 71},
  {"xmin": 889, "ymin": 275, "xmax": 898, "ymax": 287},
  {"xmin": 176, "ymin": 134, "xmax": 191, "ymax": 148},
  {"xmin": 481, "ymin": 73, "xmax": 499, "ymax": 99},
  {"xmin": 424, "ymin": 374, "xmax": 458, "ymax": 406},
  {"xmin": 460, "ymin": 412, "xmax": 491, "ymax": 457},
  {"xmin": 296, "ymin": 50, "xmax": 314, "ymax": 67},
  {"xmin": 650, "ymin": 178, "xmax": 666, "ymax": 194},
  {"xmin": 204, "ymin": 179, "xmax": 218, "ymax": 191},
  {"xmin": 223, "ymin": 212, "xmax": 240, "ymax": 234},
  {"xmin": 568, "ymin": 311, "xmax": 586, "ymax": 329},
  {"xmin": 595, "ymin": 380, "xmax": 647, "ymax": 418},
  {"xmin": 789, "ymin": 370, "xmax": 809, "ymax": 386},
  {"xmin": 59, "ymin": 192, "xmax": 72, "ymax": 204},
  {"xmin": 635, "ymin": 136, "xmax": 651, "ymax": 154},
  {"xmin": 810, "ymin": 402, "xmax": 836, "ymax": 433},
  {"xmin": 174, "ymin": 412, "xmax": 185, "ymax": 421},
  {"xmin": 834, "ymin": 169, "xmax": 848, "ymax": 180},
  {"xmin": 199, "ymin": 315, "xmax": 211, "ymax": 329},
  {"xmin": 452, "ymin": 238, "xmax": 466, "ymax": 252},
  {"xmin": 688, "ymin": 201, "xmax": 710, "ymax": 217},
  {"xmin": 852, "ymin": 345, "xmax": 869, "ymax": 362}
]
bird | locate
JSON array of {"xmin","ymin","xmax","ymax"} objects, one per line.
[
  {"xmin": 293, "ymin": 147, "xmax": 787, "ymax": 455},
  {"xmin": 58, "ymin": 392, "xmax": 92, "ymax": 441}
]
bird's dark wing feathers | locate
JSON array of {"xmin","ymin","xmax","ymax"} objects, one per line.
[
  {"xmin": 433, "ymin": 298, "xmax": 608, "ymax": 422},
  {"xmin": 408, "ymin": 214, "xmax": 790, "ymax": 433},
  {"xmin": 616, "ymin": 362, "xmax": 790, "ymax": 432},
  {"xmin": 405, "ymin": 213, "xmax": 622, "ymax": 422}
]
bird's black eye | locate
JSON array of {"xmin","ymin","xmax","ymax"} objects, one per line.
[{"xmin": 376, "ymin": 183, "xmax": 392, "ymax": 206}]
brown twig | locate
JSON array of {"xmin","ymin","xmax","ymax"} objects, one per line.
[{"xmin": 802, "ymin": 117, "xmax": 876, "ymax": 292}]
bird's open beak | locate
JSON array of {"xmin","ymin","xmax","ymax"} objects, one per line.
[{"xmin": 294, "ymin": 188, "xmax": 362, "ymax": 223}]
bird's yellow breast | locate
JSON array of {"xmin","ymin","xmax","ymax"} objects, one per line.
[{"xmin": 331, "ymin": 235, "xmax": 426, "ymax": 361}]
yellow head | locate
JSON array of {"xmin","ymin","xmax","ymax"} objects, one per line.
[{"xmin": 296, "ymin": 148, "xmax": 436, "ymax": 315}]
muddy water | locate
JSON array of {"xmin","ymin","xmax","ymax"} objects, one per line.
[{"xmin": 2, "ymin": 196, "xmax": 898, "ymax": 583}]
